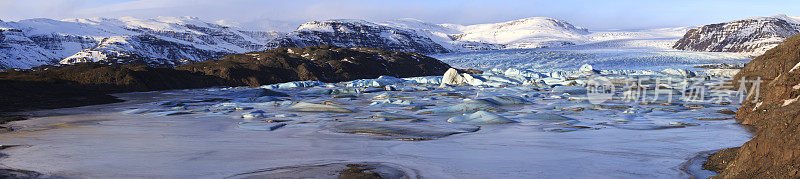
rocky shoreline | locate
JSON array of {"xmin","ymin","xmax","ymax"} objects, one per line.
[{"xmin": 705, "ymin": 34, "xmax": 800, "ymax": 178}]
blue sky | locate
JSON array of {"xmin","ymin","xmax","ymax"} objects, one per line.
[{"xmin": 0, "ymin": 0, "xmax": 797, "ymax": 31}]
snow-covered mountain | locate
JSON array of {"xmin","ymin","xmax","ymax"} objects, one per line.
[
  {"xmin": 673, "ymin": 14, "xmax": 800, "ymax": 55},
  {"xmin": 0, "ymin": 16, "xmax": 280, "ymax": 69},
  {"xmin": 266, "ymin": 17, "xmax": 596, "ymax": 53},
  {"xmin": 450, "ymin": 17, "xmax": 590, "ymax": 48},
  {"xmin": 264, "ymin": 19, "xmax": 454, "ymax": 54},
  {"xmin": 0, "ymin": 16, "xmax": 697, "ymax": 70}
]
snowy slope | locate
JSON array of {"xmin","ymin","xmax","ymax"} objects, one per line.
[
  {"xmin": 673, "ymin": 14, "xmax": 800, "ymax": 55},
  {"xmin": 452, "ymin": 17, "xmax": 590, "ymax": 48},
  {"xmin": 264, "ymin": 19, "xmax": 454, "ymax": 54},
  {"xmin": 266, "ymin": 17, "xmax": 590, "ymax": 53},
  {"xmin": 267, "ymin": 17, "xmax": 689, "ymax": 54},
  {"xmin": 0, "ymin": 16, "xmax": 281, "ymax": 69}
]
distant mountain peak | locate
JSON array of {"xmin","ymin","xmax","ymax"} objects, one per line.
[
  {"xmin": 0, "ymin": 16, "xmax": 280, "ymax": 69},
  {"xmin": 673, "ymin": 15, "xmax": 800, "ymax": 55}
]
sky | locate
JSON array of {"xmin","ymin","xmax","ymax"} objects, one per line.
[{"xmin": 0, "ymin": 0, "xmax": 798, "ymax": 31}]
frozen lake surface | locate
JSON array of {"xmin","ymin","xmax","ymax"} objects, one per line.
[{"xmin": 0, "ymin": 69, "xmax": 752, "ymax": 178}]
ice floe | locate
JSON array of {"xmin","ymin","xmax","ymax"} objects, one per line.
[{"xmin": 447, "ymin": 111, "xmax": 517, "ymax": 124}]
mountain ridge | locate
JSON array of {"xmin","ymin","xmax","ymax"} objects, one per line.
[
  {"xmin": 6, "ymin": 15, "xmax": 791, "ymax": 70},
  {"xmin": 673, "ymin": 14, "xmax": 800, "ymax": 55}
]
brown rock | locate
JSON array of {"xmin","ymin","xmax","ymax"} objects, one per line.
[
  {"xmin": 703, "ymin": 147, "xmax": 740, "ymax": 173},
  {"xmin": 714, "ymin": 34, "xmax": 800, "ymax": 178},
  {"xmin": 177, "ymin": 45, "xmax": 452, "ymax": 87}
]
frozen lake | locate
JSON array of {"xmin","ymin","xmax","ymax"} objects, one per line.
[{"xmin": 0, "ymin": 71, "xmax": 752, "ymax": 178}]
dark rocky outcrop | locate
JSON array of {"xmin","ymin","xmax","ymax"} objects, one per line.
[
  {"xmin": 177, "ymin": 45, "xmax": 452, "ymax": 87},
  {"xmin": 703, "ymin": 147, "xmax": 740, "ymax": 173},
  {"xmin": 0, "ymin": 63, "xmax": 223, "ymax": 113},
  {"xmin": 0, "ymin": 46, "xmax": 452, "ymax": 113},
  {"xmin": 673, "ymin": 15, "xmax": 800, "ymax": 55},
  {"xmin": 710, "ymin": 33, "xmax": 800, "ymax": 178}
]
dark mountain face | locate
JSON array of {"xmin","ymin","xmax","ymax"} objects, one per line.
[
  {"xmin": 710, "ymin": 34, "xmax": 800, "ymax": 178},
  {"xmin": 178, "ymin": 45, "xmax": 452, "ymax": 86},
  {"xmin": 673, "ymin": 17, "xmax": 800, "ymax": 55},
  {"xmin": 0, "ymin": 45, "xmax": 451, "ymax": 113},
  {"xmin": 265, "ymin": 20, "xmax": 451, "ymax": 54}
]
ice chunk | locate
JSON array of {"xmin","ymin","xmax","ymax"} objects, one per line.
[
  {"xmin": 372, "ymin": 112, "xmax": 416, "ymax": 120},
  {"xmin": 370, "ymin": 99, "xmax": 413, "ymax": 105},
  {"xmin": 299, "ymin": 88, "xmax": 361, "ymax": 95},
  {"xmin": 440, "ymin": 68, "xmax": 466, "ymax": 87},
  {"xmin": 462, "ymin": 73, "xmax": 486, "ymax": 86},
  {"xmin": 274, "ymin": 114, "xmax": 298, "ymax": 118},
  {"xmin": 606, "ymin": 124, "xmax": 686, "ymax": 130},
  {"xmin": 661, "ymin": 68, "xmax": 696, "ymax": 77},
  {"xmin": 371, "ymin": 92, "xmax": 400, "ymax": 99},
  {"xmin": 417, "ymin": 100, "xmax": 507, "ymax": 114},
  {"xmin": 403, "ymin": 76, "xmax": 442, "ymax": 85},
  {"xmin": 287, "ymin": 102, "xmax": 354, "ymax": 113},
  {"xmin": 228, "ymin": 88, "xmax": 289, "ymax": 98},
  {"xmin": 580, "ymin": 64, "xmax": 600, "ymax": 75},
  {"xmin": 544, "ymin": 127, "xmax": 579, "ymax": 132},
  {"xmin": 345, "ymin": 76, "xmax": 407, "ymax": 87},
  {"xmin": 121, "ymin": 108, "xmax": 149, "ymax": 114},
  {"xmin": 487, "ymin": 76, "xmax": 521, "ymax": 85},
  {"xmin": 504, "ymin": 68, "xmax": 545, "ymax": 78},
  {"xmin": 522, "ymin": 113, "xmax": 575, "ymax": 121},
  {"xmin": 484, "ymin": 96, "xmax": 530, "ymax": 105},
  {"xmin": 145, "ymin": 111, "xmax": 193, "ymax": 116},
  {"xmin": 232, "ymin": 96, "xmax": 279, "ymax": 103},
  {"xmin": 237, "ymin": 122, "xmax": 287, "ymax": 131},
  {"xmin": 551, "ymin": 86, "xmax": 587, "ymax": 95},
  {"xmin": 447, "ymin": 111, "xmax": 517, "ymax": 124},
  {"xmin": 357, "ymin": 112, "xmax": 417, "ymax": 120},
  {"xmin": 242, "ymin": 110, "xmax": 267, "ymax": 119},
  {"xmin": 331, "ymin": 122, "xmax": 479, "ymax": 140},
  {"xmin": 552, "ymin": 120, "xmax": 580, "ymax": 125},
  {"xmin": 260, "ymin": 81, "xmax": 326, "ymax": 89},
  {"xmin": 157, "ymin": 101, "xmax": 185, "ymax": 107},
  {"xmin": 622, "ymin": 107, "xmax": 652, "ymax": 114}
]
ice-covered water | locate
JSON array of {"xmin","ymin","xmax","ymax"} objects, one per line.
[
  {"xmin": 0, "ymin": 69, "xmax": 752, "ymax": 178},
  {"xmin": 433, "ymin": 40, "xmax": 752, "ymax": 71}
]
